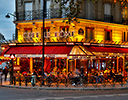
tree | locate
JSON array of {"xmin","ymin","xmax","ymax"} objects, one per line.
[
  {"xmin": 55, "ymin": 0, "xmax": 128, "ymax": 24},
  {"xmin": 118, "ymin": 0, "xmax": 128, "ymax": 9},
  {"xmin": 54, "ymin": 0, "xmax": 98, "ymax": 24}
]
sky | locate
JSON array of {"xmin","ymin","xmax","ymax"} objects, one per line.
[{"xmin": 0, "ymin": 0, "xmax": 15, "ymax": 40}]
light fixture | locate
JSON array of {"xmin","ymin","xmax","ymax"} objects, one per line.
[
  {"xmin": 5, "ymin": 14, "xmax": 10, "ymax": 18},
  {"xmin": 33, "ymin": 22, "xmax": 35, "ymax": 25}
]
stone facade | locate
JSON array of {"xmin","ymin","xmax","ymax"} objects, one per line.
[{"xmin": 15, "ymin": 0, "xmax": 123, "ymax": 24}]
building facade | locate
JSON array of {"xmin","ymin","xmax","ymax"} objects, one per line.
[{"xmin": 1, "ymin": 0, "xmax": 128, "ymax": 75}]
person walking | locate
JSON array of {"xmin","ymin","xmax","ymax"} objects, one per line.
[{"xmin": 3, "ymin": 66, "xmax": 8, "ymax": 81}]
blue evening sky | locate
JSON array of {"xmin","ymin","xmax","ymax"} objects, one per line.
[{"xmin": 0, "ymin": 0, "xmax": 15, "ymax": 40}]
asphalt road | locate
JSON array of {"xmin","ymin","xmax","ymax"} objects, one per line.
[{"xmin": 0, "ymin": 87, "xmax": 128, "ymax": 100}]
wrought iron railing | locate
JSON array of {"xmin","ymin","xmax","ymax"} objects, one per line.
[
  {"xmin": 104, "ymin": 14, "xmax": 113, "ymax": 23},
  {"xmin": 14, "ymin": 8, "xmax": 70, "ymax": 21},
  {"xmin": 14, "ymin": 9, "xmax": 119, "ymax": 25}
]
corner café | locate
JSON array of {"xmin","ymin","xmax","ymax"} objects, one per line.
[{"xmin": 1, "ymin": 18, "xmax": 128, "ymax": 74}]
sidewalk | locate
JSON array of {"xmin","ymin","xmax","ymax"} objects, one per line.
[{"xmin": 1, "ymin": 75, "xmax": 128, "ymax": 90}]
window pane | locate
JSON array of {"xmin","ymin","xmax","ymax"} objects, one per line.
[
  {"xmin": 25, "ymin": 2, "xmax": 32, "ymax": 10},
  {"xmin": 25, "ymin": 2, "xmax": 32, "ymax": 20},
  {"xmin": 86, "ymin": 1, "xmax": 94, "ymax": 19},
  {"xmin": 104, "ymin": 4, "xmax": 111, "ymax": 15},
  {"xmin": 40, "ymin": 0, "xmax": 43, "ymax": 9}
]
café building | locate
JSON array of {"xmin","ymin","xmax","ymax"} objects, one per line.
[{"xmin": 1, "ymin": 18, "xmax": 128, "ymax": 74}]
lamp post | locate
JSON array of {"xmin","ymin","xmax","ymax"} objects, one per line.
[
  {"xmin": 5, "ymin": 13, "xmax": 16, "ymax": 85},
  {"xmin": 5, "ymin": 13, "xmax": 17, "ymax": 40},
  {"xmin": 5, "ymin": 13, "xmax": 16, "ymax": 18},
  {"xmin": 10, "ymin": 54, "xmax": 15, "ymax": 85},
  {"xmin": 42, "ymin": 0, "xmax": 46, "ymax": 85}
]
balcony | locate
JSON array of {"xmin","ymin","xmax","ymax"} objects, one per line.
[
  {"xmin": 14, "ymin": 9, "xmax": 122, "ymax": 25},
  {"xmin": 14, "ymin": 8, "xmax": 69, "ymax": 21},
  {"xmin": 104, "ymin": 14, "xmax": 113, "ymax": 23}
]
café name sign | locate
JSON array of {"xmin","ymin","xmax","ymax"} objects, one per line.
[
  {"xmin": 23, "ymin": 32, "xmax": 39, "ymax": 38},
  {"xmin": 68, "ymin": 56, "xmax": 96, "ymax": 59},
  {"xmin": 68, "ymin": 56, "xmax": 89, "ymax": 59},
  {"xmin": 23, "ymin": 31, "xmax": 75, "ymax": 39}
]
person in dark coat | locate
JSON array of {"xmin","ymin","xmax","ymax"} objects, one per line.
[{"xmin": 3, "ymin": 66, "xmax": 8, "ymax": 81}]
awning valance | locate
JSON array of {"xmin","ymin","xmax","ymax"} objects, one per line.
[
  {"xmin": 85, "ymin": 46, "xmax": 128, "ymax": 53},
  {"xmin": 3, "ymin": 46, "xmax": 73, "ymax": 57}
]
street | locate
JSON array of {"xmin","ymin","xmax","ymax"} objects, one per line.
[{"xmin": 0, "ymin": 87, "xmax": 128, "ymax": 100}]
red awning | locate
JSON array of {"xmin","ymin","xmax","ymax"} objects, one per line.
[
  {"xmin": 4, "ymin": 46, "xmax": 72, "ymax": 55},
  {"xmin": 1, "ymin": 47, "xmax": 10, "ymax": 56},
  {"xmin": 85, "ymin": 46, "xmax": 128, "ymax": 53}
]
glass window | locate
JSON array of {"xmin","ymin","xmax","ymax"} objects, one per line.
[
  {"xmin": 86, "ymin": 1, "xmax": 94, "ymax": 19},
  {"xmin": 20, "ymin": 58, "xmax": 30, "ymax": 72},
  {"xmin": 40, "ymin": 0, "xmax": 51, "ymax": 18},
  {"xmin": 104, "ymin": 4, "xmax": 111, "ymax": 15},
  {"xmin": 40, "ymin": 0, "xmax": 50, "ymax": 9},
  {"xmin": 104, "ymin": 4, "xmax": 112, "ymax": 22},
  {"xmin": 127, "ymin": 32, "xmax": 128, "ymax": 41},
  {"xmin": 122, "ymin": 32, "xmax": 126, "ymax": 41},
  {"xmin": 86, "ymin": 27, "xmax": 94, "ymax": 40},
  {"xmin": 25, "ymin": 2, "xmax": 32, "ymax": 20},
  {"xmin": 33, "ymin": 58, "xmax": 42, "ymax": 70},
  {"xmin": 105, "ymin": 29, "xmax": 112, "ymax": 41}
]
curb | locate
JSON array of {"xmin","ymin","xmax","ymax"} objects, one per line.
[{"xmin": 2, "ymin": 85, "xmax": 128, "ymax": 91}]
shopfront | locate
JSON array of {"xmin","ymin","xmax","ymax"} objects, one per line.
[{"xmin": 1, "ymin": 44, "xmax": 128, "ymax": 75}]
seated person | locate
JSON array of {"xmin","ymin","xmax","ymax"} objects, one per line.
[
  {"xmin": 91, "ymin": 69, "xmax": 98, "ymax": 83},
  {"xmin": 32, "ymin": 69, "xmax": 37, "ymax": 77},
  {"xmin": 99, "ymin": 70, "xmax": 104, "ymax": 83},
  {"xmin": 22, "ymin": 70, "xmax": 28, "ymax": 76},
  {"xmin": 110, "ymin": 68, "xmax": 116, "ymax": 82},
  {"xmin": 116, "ymin": 69, "xmax": 124, "ymax": 82},
  {"xmin": 38, "ymin": 69, "xmax": 42, "ymax": 76},
  {"xmin": 104, "ymin": 68, "xmax": 110, "ymax": 79}
]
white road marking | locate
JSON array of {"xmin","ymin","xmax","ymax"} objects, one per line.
[{"xmin": 20, "ymin": 93, "xmax": 128, "ymax": 100}]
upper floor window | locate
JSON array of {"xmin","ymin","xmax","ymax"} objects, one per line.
[
  {"xmin": 104, "ymin": 29, "xmax": 112, "ymax": 41},
  {"xmin": 104, "ymin": 4, "xmax": 112, "ymax": 22},
  {"xmin": 104, "ymin": 4, "xmax": 111, "ymax": 15},
  {"xmin": 86, "ymin": 1, "xmax": 94, "ymax": 19},
  {"xmin": 85, "ymin": 27, "xmax": 94, "ymax": 40},
  {"xmin": 40, "ymin": 0, "xmax": 50, "ymax": 10},
  {"xmin": 122, "ymin": 6, "xmax": 128, "ymax": 24},
  {"xmin": 122, "ymin": 32, "xmax": 126, "ymax": 41},
  {"xmin": 127, "ymin": 32, "xmax": 128, "ymax": 41},
  {"xmin": 62, "ymin": 0, "xmax": 69, "ymax": 18},
  {"xmin": 40, "ymin": 0, "xmax": 51, "ymax": 18},
  {"xmin": 25, "ymin": 2, "xmax": 33, "ymax": 20},
  {"xmin": 122, "ymin": 32, "xmax": 128, "ymax": 41}
]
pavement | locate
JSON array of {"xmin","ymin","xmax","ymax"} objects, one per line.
[{"xmin": 1, "ymin": 74, "xmax": 128, "ymax": 90}]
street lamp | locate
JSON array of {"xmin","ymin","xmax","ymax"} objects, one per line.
[
  {"xmin": 10, "ymin": 54, "xmax": 15, "ymax": 85},
  {"xmin": 41, "ymin": 0, "xmax": 46, "ymax": 85},
  {"xmin": 5, "ymin": 13, "xmax": 16, "ymax": 18},
  {"xmin": 5, "ymin": 13, "xmax": 17, "ymax": 40}
]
